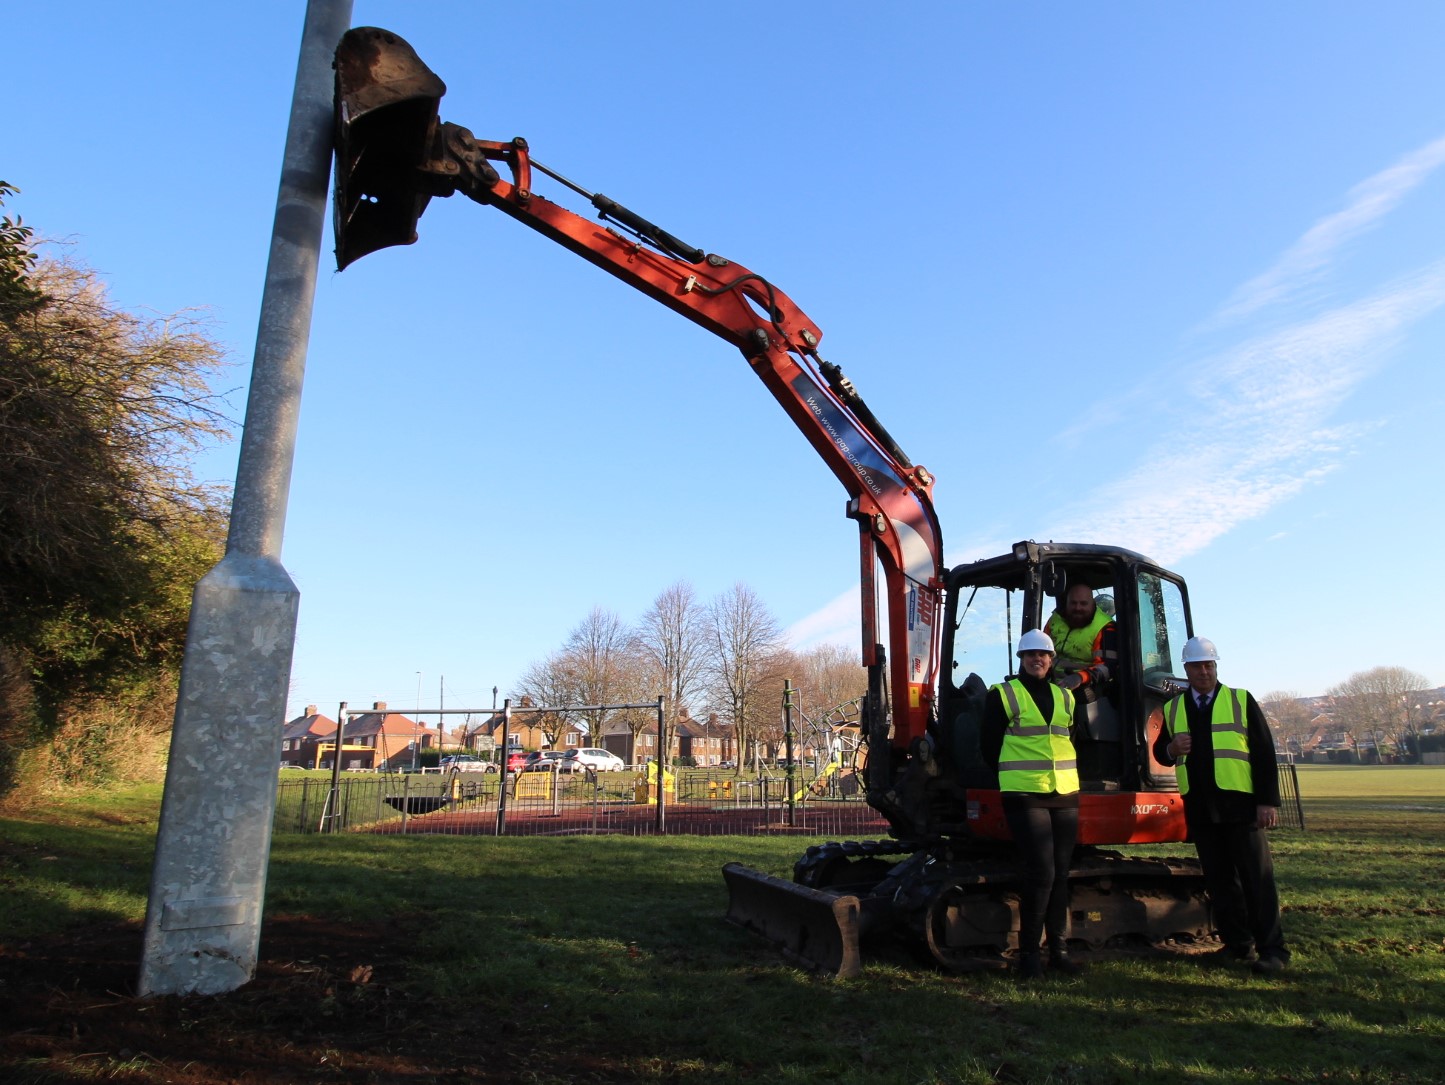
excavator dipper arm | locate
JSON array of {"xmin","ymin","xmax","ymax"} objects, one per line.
[{"xmin": 333, "ymin": 27, "xmax": 944, "ymax": 758}]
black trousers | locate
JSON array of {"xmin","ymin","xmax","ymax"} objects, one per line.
[
  {"xmin": 1189, "ymin": 817, "xmax": 1288, "ymax": 960},
  {"xmin": 1003, "ymin": 793, "xmax": 1079, "ymax": 954}
]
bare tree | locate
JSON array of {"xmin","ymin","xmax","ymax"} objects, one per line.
[
  {"xmin": 1327, "ymin": 666, "xmax": 1430, "ymax": 761},
  {"xmin": 785, "ymin": 643, "xmax": 867, "ymax": 767},
  {"xmin": 1259, "ymin": 691, "xmax": 1314, "ymax": 756},
  {"xmin": 795, "ymin": 642, "xmax": 867, "ymax": 720},
  {"xmin": 1, "ymin": 254, "xmax": 231, "ymax": 623},
  {"xmin": 1, "ymin": 193, "xmax": 233, "ymax": 790},
  {"xmin": 609, "ymin": 647, "xmax": 663, "ymax": 764},
  {"xmin": 512, "ymin": 653, "xmax": 574, "ymax": 747},
  {"xmin": 706, "ymin": 583, "xmax": 784, "ymax": 773},
  {"xmin": 634, "ymin": 582, "xmax": 707, "ymax": 765},
  {"xmin": 562, "ymin": 607, "xmax": 631, "ymax": 743},
  {"xmin": 744, "ymin": 650, "xmax": 799, "ymax": 770}
]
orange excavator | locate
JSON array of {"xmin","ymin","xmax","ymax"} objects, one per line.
[{"xmin": 332, "ymin": 27, "xmax": 1212, "ymax": 977}]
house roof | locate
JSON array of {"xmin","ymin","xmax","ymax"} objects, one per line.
[
  {"xmin": 602, "ymin": 717, "xmax": 735, "ymax": 738},
  {"xmin": 281, "ymin": 710, "xmax": 337, "ymax": 741},
  {"xmin": 345, "ymin": 711, "xmax": 436, "ymax": 740}
]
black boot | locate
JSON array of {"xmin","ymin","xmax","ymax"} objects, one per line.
[
  {"xmin": 1016, "ymin": 951, "xmax": 1044, "ymax": 980},
  {"xmin": 1048, "ymin": 949, "xmax": 1085, "ymax": 975},
  {"xmin": 1047, "ymin": 933, "xmax": 1085, "ymax": 975}
]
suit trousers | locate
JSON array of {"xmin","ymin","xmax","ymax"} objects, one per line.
[{"xmin": 1189, "ymin": 817, "xmax": 1288, "ymax": 960}]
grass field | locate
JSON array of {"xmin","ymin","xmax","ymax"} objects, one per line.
[{"xmin": 2, "ymin": 766, "xmax": 1442, "ymax": 1083}]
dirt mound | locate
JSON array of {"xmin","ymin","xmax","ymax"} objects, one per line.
[{"xmin": 0, "ymin": 916, "xmax": 618, "ymax": 1083}]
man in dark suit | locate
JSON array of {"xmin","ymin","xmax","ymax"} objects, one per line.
[{"xmin": 1153, "ymin": 636, "xmax": 1289, "ymax": 973}]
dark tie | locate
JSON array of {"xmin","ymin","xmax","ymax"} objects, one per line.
[{"xmin": 1197, "ymin": 694, "xmax": 1210, "ymax": 711}]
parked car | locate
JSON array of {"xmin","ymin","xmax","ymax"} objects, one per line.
[
  {"xmin": 521, "ymin": 750, "xmax": 567, "ymax": 772},
  {"xmin": 439, "ymin": 754, "xmax": 489, "ymax": 773},
  {"xmin": 560, "ymin": 748, "xmax": 626, "ymax": 773},
  {"xmin": 503, "ymin": 751, "xmax": 528, "ymax": 772}
]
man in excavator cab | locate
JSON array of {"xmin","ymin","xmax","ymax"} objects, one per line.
[
  {"xmin": 1042, "ymin": 577, "xmax": 1125, "ymax": 788},
  {"xmin": 1045, "ymin": 582, "xmax": 1117, "ymax": 695}
]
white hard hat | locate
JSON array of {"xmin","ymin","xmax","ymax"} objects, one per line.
[
  {"xmin": 1017, "ymin": 629, "xmax": 1055, "ymax": 656},
  {"xmin": 1182, "ymin": 636, "xmax": 1219, "ymax": 664}
]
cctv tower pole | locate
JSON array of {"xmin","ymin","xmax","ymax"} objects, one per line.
[{"xmin": 139, "ymin": 0, "xmax": 354, "ymax": 996}]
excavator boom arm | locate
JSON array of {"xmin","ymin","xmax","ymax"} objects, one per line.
[{"xmin": 332, "ymin": 26, "xmax": 943, "ymax": 750}]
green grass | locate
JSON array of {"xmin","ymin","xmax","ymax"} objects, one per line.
[
  {"xmin": 1294, "ymin": 764, "xmax": 1445, "ymax": 800},
  {"xmin": 2, "ymin": 770, "xmax": 1443, "ymax": 1083}
]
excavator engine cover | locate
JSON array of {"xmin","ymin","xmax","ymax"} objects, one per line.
[{"xmin": 333, "ymin": 27, "xmax": 447, "ymax": 269}]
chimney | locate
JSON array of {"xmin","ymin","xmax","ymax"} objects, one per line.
[
  {"xmin": 373, "ymin": 701, "xmax": 387, "ymax": 711},
  {"xmin": 305, "ymin": 705, "xmax": 318, "ymax": 716}
]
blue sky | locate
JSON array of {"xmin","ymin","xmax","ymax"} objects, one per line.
[{"xmin": 8, "ymin": 2, "xmax": 1443, "ymax": 720}]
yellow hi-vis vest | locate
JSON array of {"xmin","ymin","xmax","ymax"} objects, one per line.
[
  {"xmin": 1163, "ymin": 685, "xmax": 1253, "ymax": 796},
  {"xmin": 1045, "ymin": 606, "xmax": 1111, "ymax": 671},
  {"xmin": 993, "ymin": 679, "xmax": 1079, "ymax": 795}
]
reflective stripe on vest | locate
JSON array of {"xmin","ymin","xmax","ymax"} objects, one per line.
[
  {"xmin": 1045, "ymin": 606, "xmax": 1111, "ymax": 670},
  {"xmin": 1163, "ymin": 684, "xmax": 1253, "ymax": 795},
  {"xmin": 994, "ymin": 679, "xmax": 1079, "ymax": 795}
]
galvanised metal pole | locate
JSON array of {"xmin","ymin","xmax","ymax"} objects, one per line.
[
  {"xmin": 138, "ymin": 0, "xmax": 354, "ymax": 997},
  {"xmin": 654, "ymin": 696, "xmax": 666, "ymax": 834},
  {"xmin": 784, "ymin": 679, "xmax": 797, "ymax": 828},
  {"xmin": 323, "ymin": 701, "xmax": 348, "ymax": 832},
  {"xmin": 496, "ymin": 700, "xmax": 513, "ymax": 836}
]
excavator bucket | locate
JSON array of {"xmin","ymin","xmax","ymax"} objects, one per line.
[
  {"xmin": 722, "ymin": 863, "xmax": 864, "ymax": 979},
  {"xmin": 332, "ymin": 27, "xmax": 447, "ymax": 269}
]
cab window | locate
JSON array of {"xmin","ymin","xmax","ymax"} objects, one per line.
[
  {"xmin": 950, "ymin": 584, "xmax": 1021, "ymax": 685},
  {"xmin": 1136, "ymin": 570, "xmax": 1188, "ymax": 683}
]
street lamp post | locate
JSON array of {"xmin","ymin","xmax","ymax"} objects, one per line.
[
  {"xmin": 137, "ymin": 0, "xmax": 356, "ymax": 998},
  {"xmin": 412, "ymin": 670, "xmax": 422, "ymax": 771}
]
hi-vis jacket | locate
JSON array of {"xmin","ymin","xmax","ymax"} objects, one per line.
[
  {"xmin": 1163, "ymin": 684, "xmax": 1254, "ymax": 796},
  {"xmin": 993, "ymin": 678, "xmax": 1079, "ymax": 795},
  {"xmin": 1045, "ymin": 606, "xmax": 1112, "ymax": 670}
]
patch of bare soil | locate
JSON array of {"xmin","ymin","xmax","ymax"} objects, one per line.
[{"xmin": 0, "ymin": 916, "xmax": 627, "ymax": 1084}]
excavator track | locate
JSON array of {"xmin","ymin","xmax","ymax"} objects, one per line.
[{"xmin": 725, "ymin": 840, "xmax": 1212, "ymax": 977}]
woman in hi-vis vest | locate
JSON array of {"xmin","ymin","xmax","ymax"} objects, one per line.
[{"xmin": 980, "ymin": 629, "xmax": 1084, "ymax": 980}]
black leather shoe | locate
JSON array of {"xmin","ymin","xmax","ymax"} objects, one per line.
[
  {"xmin": 1251, "ymin": 955, "xmax": 1287, "ymax": 975},
  {"xmin": 1207, "ymin": 945, "xmax": 1255, "ymax": 963}
]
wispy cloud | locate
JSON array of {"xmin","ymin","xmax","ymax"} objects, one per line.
[
  {"xmin": 787, "ymin": 134, "xmax": 1445, "ymax": 650},
  {"xmin": 1052, "ymin": 260, "xmax": 1445, "ymax": 565},
  {"xmin": 1216, "ymin": 135, "xmax": 1445, "ymax": 324},
  {"xmin": 785, "ymin": 587, "xmax": 859, "ymax": 650}
]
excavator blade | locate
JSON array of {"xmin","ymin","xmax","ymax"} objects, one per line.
[
  {"xmin": 332, "ymin": 27, "xmax": 447, "ymax": 269},
  {"xmin": 722, "ymin": 863, "xmax": 864, "ymax": 978}
]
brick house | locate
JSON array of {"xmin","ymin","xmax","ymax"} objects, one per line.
[
  {"xmin": 471, "ymin": 714, "xmax": 588, "ymax": 758},
  {"xmin": 279, "ymin": 706, "xmax": 337, "ymax": 767},
  {"xmin": 601, "ymin": 710, "xmax": 735, "ymax": 767},
  {"xmin": 332, "ymin": 701, "xmax": 438, "ymax": 771}
]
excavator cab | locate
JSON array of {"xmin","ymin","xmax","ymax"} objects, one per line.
[{"xmin": 937, "ymin": 541, "xmax": 1193, "ymax": 800}]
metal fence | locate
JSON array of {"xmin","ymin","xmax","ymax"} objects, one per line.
[
  {"xmin": 274, "ymin": 768, "xmax": 889, "ymax": 838},
  {"xmin": 275, "ymin": 763, "xmax": 1310, "ymax": 838},
  {"xmin": 1276, "ymin": 761, "xmax": 1306, "ymax": 830}
]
